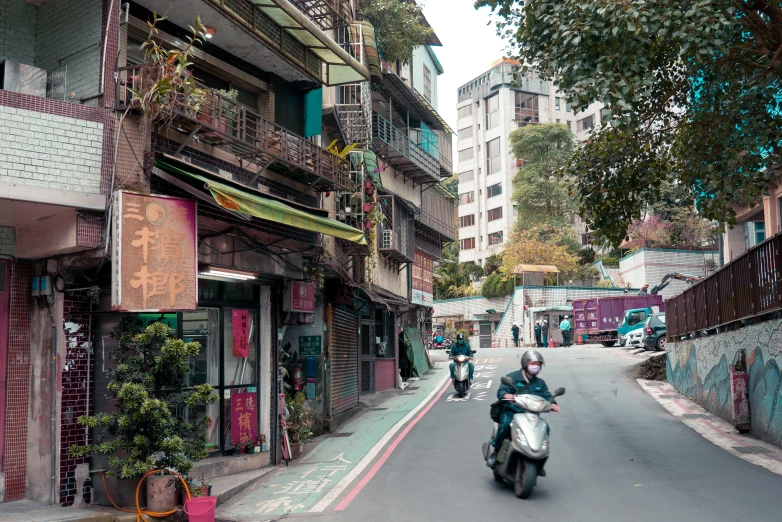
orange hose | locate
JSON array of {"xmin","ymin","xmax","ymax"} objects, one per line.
[{"xmin": 102, "ymin": 468, "xmax": 192, "ymax": 522}]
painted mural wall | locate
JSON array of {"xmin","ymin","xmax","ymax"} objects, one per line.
[{"xmin": 667, "ymin": 317, "xmax": 782, "ymax": 447}]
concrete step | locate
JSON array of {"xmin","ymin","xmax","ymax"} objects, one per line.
[
  {"xmin": 191, "ymin": 452, "xmax": 271, "ymax": 481},
  {"xmin": 210, "ymin": 467, "xmax": 275, "ymax": 506}
]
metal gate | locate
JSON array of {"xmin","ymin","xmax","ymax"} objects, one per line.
[
  {"xmin": 332, "ymin": 307, "xmax": 359, "ymax": 415},
  {"xmin": 479, "ymin": 322, "xmax": 492, "ymax": 348},
  {"xmin": 360, "ymin": 320, "xmax": 375, "ymax": 394}
]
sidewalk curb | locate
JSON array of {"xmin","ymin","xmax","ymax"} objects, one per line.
[{"xmin": 638, "ymin": 379, "xmax": 782, "ymax": 476}]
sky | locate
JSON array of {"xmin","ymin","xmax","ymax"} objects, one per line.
[{"xmin": 419, "ymin": 0, "xmax": 509, "ymax": 132}]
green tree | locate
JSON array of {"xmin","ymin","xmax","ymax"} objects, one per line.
[
  {"xmin": 361, "ymin": 0, "xmax": 433, "ymax": 63},
  {"xmin": 477, "ymin": 0, "xmax": 782, "ymax": 245},
  {"xmin": 509, "ymin": 123, "xmax": 577, "ymax": 227}
]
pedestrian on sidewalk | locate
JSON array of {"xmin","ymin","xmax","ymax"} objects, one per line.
[
  {"xmin": 560, "ymin": 316, "xmax": 572, "ymax": 347},
  {"xmin": 542, "ymin": 320, "xmax": 549, "ymax": 347},
  {"xmin": 534, "ymin": 321, "xmax": 542, "ymax": 347},
  {"xmin": 512, "ymin": 323, "xmax": 520, "ymax": 347}
]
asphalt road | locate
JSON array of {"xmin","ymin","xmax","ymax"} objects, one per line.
[{"xmin": 314, "ymin": 346, "xmax": 782, "ymax": 522}]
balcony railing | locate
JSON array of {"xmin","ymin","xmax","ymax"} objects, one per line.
[
  {"xmin": 417, "ymin": 189, "xmax": 455, "ymax": 242},
  {"xmin": 372, "ymin": 114, "xmax": 440, "ymax": 185},
  {"xmin": 289, "ymin": 0, "xmax": 353, "ymax": 31},
  {"xmin": 116, "ymin": 66, "xmax": 349, "ymax": 192},
  {"xmin": 378, "ymin": 195, "xmax": 415, "ymax": 264}
]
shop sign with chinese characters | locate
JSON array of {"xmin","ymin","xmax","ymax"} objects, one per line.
[
  {"xmin": 284, "ymin": 281, "xmax": 315, "ymax": 313},
  {"xmin": 231, "ymin": 392, "xmax": 258, "ymax": 445},
  {"xmin": 112, "ymin": 192, "xmax": 197, "ymax": 312},
  {"xmin": 411, "ymin": 250, "xmax": 434, "ymax": 306}
]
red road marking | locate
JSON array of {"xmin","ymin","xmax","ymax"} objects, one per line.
[{"xmin": 334, "ymin": 378, "xmax": 452, "ymax": 511}]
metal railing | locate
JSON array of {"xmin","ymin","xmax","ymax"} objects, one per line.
[
  {"xmin": 372, "ymin": 114, "xmax": 439, "ymax": 183},
  {"xmin": 378, "ymin": 194, "xmax": 414, "ymax": 262},
  {"xmin": 115, "ymin": 66, "xmax": 348, "ymax": 191},
  {"xmin": 418, "ymin": 189, "xmax": 455, "ymax": 240},
  {"xmin": 667, "ymin": 233, "xmax": 782, "ymax": 340},
  {"xmin": 288, "ymin": 0, "xmax": 354, "ymax": 30}
]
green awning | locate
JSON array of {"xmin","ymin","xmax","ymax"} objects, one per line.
[{"xmin": 155, "ymin": 160, "xmax": 367, "ymax": 245}]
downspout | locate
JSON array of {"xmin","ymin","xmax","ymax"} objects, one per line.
[{"xmin": 50, "ymin": 316, "xmax": 57, "ymax": 505}]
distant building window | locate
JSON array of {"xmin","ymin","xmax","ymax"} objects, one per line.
[
  {"xmin": 459, "ymin": 191, "xmax": 475, "ymax": 204},
  {"xmin": 423, "ymin": 66, "xmax": 432, "ymax": 101},
  {"xmin": 458, "ymin": 105, "xmax": 473, "ymax": 119},
  {"xmin": 485, "ymin": 93, "xmax": 500, "ymax": 130},
  {"xmin": 460, "ymin": 170, "xmax": 474, "ymax": 183},
  {"xmin": 555, "ymin": 97, "xmax": 561, "ymax": 111},
  {"xmin": 487, "ymin": 183, "xmax": 502, "ymax": 198},
  {"xmin": 461, "ymin": 237, "xmax": 476, "ymax": 250},
  {"xmin": 458, "ymin": 148, "xmax": 474, "ymax": 161},
  {"xmin": 488, "ymin": 207, "xmax": 503, "ymax": 222},
  {"xmin": 487, "ymin": 138, "xmax": 501, "ymax": 174},
  {"xmin": 460, "ymin": 214, "xmax": 476, "ymax": 227},
  {"xmin": 578, "ymin": 115, "xmax": 595, "ymax": 131},
  {"xmin": 515, "ymin": 92, "xmax": 539, "ymax": 123},
  {"xmin": 488, "ymin": 231, "xmax": 504, "ymax": 245},
  {"xmin": 458, "ymin": 126, "xmax": 473, "ymax": 141},
  {"xmin": 566, "ymin": 101, "xmax": 572, "ymax": 112}
]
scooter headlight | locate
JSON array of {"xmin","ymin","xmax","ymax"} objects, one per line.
[
  {"xmin": 541, "ymin": 437, "xmax": 549, "ymax": 451},
  {"xmin": 514, "ymin": 427, "xmax": 528, "ymax": 446}
]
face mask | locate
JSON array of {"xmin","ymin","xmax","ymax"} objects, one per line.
[{"xmin": 527, "ymin": 365, "xmax": 541, "ymax": 376}]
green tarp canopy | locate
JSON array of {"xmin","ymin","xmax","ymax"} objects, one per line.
[
  {"xmin": 155, "ymin": 159, "xmax": 367, "ymax": 245},
  {"xmin": 404, "ymin": 327, "xmax": 430, "ymax": 378}
]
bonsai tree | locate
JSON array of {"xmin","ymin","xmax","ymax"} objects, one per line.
[{"xmin": 70, "ymin": 318, "xmax": 218, "ymax": 479}]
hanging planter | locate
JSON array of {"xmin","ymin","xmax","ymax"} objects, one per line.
[
  {"xmin": 364, "ymin": 179, "xmax": 374, "ymax": 189},
  {"xmin": 364, "ymin": 220, "xmax": 372, "ymax": 230},
  {"xmin": 363, "ymin": 202, "xmax": 373, "ymax": 213},
  {"xmin": 365, "ymin": 185, "xmax": 374, "ymax": 195}
]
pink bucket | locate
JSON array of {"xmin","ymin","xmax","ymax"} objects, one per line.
[{"xmin": 184, "ymin": 496, "xmax": 217, "ymax": 522}]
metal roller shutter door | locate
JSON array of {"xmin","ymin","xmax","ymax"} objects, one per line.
[{"xmin": 332, "ymin": 307, "xmax": 359, "ymax": 415}]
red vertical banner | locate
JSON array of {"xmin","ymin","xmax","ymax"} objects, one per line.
[
  {"xmin": 231, "ymin": 392, "xmax": 258, "ymax": 445},
  {"xmin": 232, "ymin": 309, "xmax": 249, "ymax": 357}
]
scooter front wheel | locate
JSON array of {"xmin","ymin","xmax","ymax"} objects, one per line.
[{"xmin": 514, "ymin": 460, "xmax": 538, "ymax": 499}]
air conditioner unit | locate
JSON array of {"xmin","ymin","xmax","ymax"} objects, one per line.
[{"xmin": 0, "ymin": 60, "xmax": 46, "ymax": 97}]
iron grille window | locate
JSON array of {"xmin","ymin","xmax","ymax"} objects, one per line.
[
  {"xmin": 458, "ymin": 126, "xmax": 473, "ymax": 141},
  {"xmin": 460, "ymin": 214, "xmax": 475, "ymax": 227},
  {"xmin": 460, "ymin": 170, "xmax": 474, "ymax": 183},
  {"xmin": 488, "ymin": 231, "xmax": 503, "ymax": 245},
  {"xmin": 461, "ymin": 237, "xmax": 476, "ymax": 250},
  {"xmin": 423, "ymin": 65, "xmax": 432, "ymax": 101},
  {"xmin": 487, "ymin": 183, "xmax": 502, "ymax": 198},
  {"xmin": 458, "ymin": 105, "xmax": 473, "ymax": 119},
  {"xmin": 485, "ymin": 93, "xmax": 500, "ymax": 130},
  {"xmin": 487, "ymin": 207, "xmax": 503, "ymax": 222},
  {"xmin": 459, "ymin": 191, "xmax": 475, "ymax": 204},
  {"xmin": 458, "ymin": 148, "xmax": 474, "ymax": 161},
  {"xmin": 487, "ymin": 138, "xmax": 501, "ymax": 174}
]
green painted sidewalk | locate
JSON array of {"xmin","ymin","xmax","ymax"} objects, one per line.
[{"xmin": 216, "ymin": 363, "xmax": 448, "ymax": 520}]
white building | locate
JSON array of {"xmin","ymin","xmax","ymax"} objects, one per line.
[{"xmin": 455, "ymin": 59, "xmax": 603, "ymax": 265}]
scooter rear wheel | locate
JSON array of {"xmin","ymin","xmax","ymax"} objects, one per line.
[
  {"xmin": 456, "ymin": 380, "xmax": 466, "ymax": 398},
  {"xmin": 514, "ymin": 460, "xmax": 538, "ymax": 499},
  {"xmin": 493, "ymin": 469, "xmax": 503, "ymax": 482}
]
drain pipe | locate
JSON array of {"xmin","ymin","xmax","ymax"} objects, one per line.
[{"xmin": 50, "ymin": 318, "xmax": 57, "ymax": 505}]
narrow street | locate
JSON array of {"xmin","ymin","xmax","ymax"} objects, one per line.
[{"xmin": 223, "ymin": 347, "xmax": 782, "ymax": 522}]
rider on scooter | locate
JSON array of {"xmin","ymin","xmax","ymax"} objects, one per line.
[
  {"xmin": 487, "ymin": 350, "xmax": 560, "ymax": 469},
  {"xmin": 449, "ymin": 333, "xmax": 475, "ymax": 382}
]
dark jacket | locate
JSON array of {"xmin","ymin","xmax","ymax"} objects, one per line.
[
  {"xmin": 511, "ymin": 325, "xmax": 520, "ymax": 337},
  {"xmin": 450, "ymin": 340, "xmax": 472, "ymax": 357},
  {"xmin": 541, "ymin": 324, "xmax": 549, "ymax": 335},
  {"xmin": 534, "ymin": 324, "xmax": 542, "ymax": 335},
  {"xmin": 497, "ymin": 370, "xmax": 555, "ymax": 413}
]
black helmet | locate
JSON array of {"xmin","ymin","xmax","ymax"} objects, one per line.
[
  {"xmin": 521, "ymin": 350, "xmax": 545, "ymax": 370},
  {"xmin": 456, "ymin": 333, "xmax": 466, "ymax": 342}
]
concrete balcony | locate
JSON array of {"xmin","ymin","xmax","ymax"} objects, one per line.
[{"xmin": 372, "ymin": 114, "xmax": 440, "ymax": 186}]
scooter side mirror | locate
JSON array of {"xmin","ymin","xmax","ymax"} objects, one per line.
[
  {"xmin": 446, "ymin": 350, "xmax": 451, "ymax": 355},
  {"xmin": 500, "ymin": 376, "xmax": 515, "ymax": 387},
  {"xmin": 553, "ymin": 387, "xmax": 566, "ymax": 397},
  {"xmin": 470, "ymin": 350, "xmax": 477, "ymax": 355}
]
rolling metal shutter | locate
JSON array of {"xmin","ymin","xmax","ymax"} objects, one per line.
[{"xmin": 332, "ymin": 307, "xmax": 359, "ymax": 415}]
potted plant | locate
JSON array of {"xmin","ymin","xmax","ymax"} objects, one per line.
[
  {"xmin": 69, "ymin": 318, "xmax": 218, "ymax": 510},
  {"xmin": 285, "ymin": 392, "xmax": 315, "ymax": 458}
]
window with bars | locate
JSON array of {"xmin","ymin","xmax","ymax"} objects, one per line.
[
  {"xmin": 485, "ymin": 93, "xmax": 500, "ymax": 130},
  {"xmin": 458, "ymin": 126, "xmax": 473, "ymax": 141},
  {"xmin": 487, "ymin": 138, "xmax": 501, "ymax": 174},
  {"xmin": 458, "ymin": 148, "xmax": 474, "ymax": 161},
  {"xmin": 461, "ymin": 237, "xmax": 476, "ymax": 250},
  {"xmin": 460, "ymin": 170, "xmax": 474, "ymax": 183},
  {"xmin": 460, "ymin": 214, "xmax": 475, "ymax": 227},
  {"xmin": 423, "ymin": 66, "xmax": 432, "ymax": 101},
  {"xmin": 488, "ymin": 231, "xmax": 504, "ymax": 245},
  {"xmin": 487, "ymin": 207, "xmax": 503, "ymax": 222},
  {"xmin": 459, "ymin": 191, "xmax": 475, "ymax": 204},
  {"xmin": 458, "ymin": 105, "xmax": 473, "ymax": 119},
  {"xmin": 487, "ymin": 183, "xmax": 502, "ymax": 198}
]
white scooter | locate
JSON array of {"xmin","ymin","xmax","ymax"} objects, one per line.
[
  {"xmin": 482, "ymin": 376, "xmax": 565, "ymax": 499},
  {"xmin": 447, "ymin": 348, "xmax": 475, "ymax": 398}
]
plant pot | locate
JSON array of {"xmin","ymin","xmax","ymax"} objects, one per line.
[
  {"xmin": 364, "ymin": 180, "xmax": 373, "ymax": 189},
  {"xmin": 363, "ymin": 203, "xmax": 373, "ymax": 213},
  {"xmin": 289, "ymin": 443, "xmax": 302, "ymax": 459},
  {"xmin": 364, "ymin": 220, "xmax": 372, "ymax": 230},
  {"xmin": 147, "ymin": 474, "xmax": 177, "ymax": 513},
  {"xmin": 116, "ymin": 477, "xmax": 146, "ymax": 509},
  {"xmin": 247, "ymin": 445, "xmax": 262, "ymax": 454}
]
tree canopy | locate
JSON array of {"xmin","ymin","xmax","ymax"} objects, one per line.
[
  {"xmin": 361, "ymin": 0, "xmax": 433, "ymax": 64},
  {"xmin": 477, "ymin": 0, "xmax": 782, "ymax": 245}
]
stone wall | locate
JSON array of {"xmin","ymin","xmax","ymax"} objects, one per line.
[{"xmin": 668, "ymin": 318, "xmax": 782, "ymax": 447}]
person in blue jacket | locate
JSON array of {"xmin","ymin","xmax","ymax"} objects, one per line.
[
  {"xmin": 449, "ymin": 333, "xmax": 474, "ymax": 381},
  {"xmin": 487, "ymin": 350, "xmax": 560, "ymax": 469}
]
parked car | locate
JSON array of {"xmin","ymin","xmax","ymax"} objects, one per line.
[
  {"xmin": 643, "ymin": 312, "xmax": 667, "ymax": 351},
  {"xmin": 626, "ymin": 328, "xmax": 644, "ymax": 348}
]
